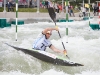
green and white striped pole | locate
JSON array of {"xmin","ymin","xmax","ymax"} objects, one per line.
[
  {"xmin": 66, "ymin": 0, "xmax": 68, "ymax": 43},
  {"xmin": 66, "ymin": 0, "xmax": 69, "ymax": 21},
  {"xmin": 16, "ymin": 0, "xmax": 18, "ymax": 41}
]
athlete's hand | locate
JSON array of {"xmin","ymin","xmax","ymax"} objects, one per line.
[
  {"xmin": 55, "ymin": 26, "xmax": 59, "ymax": 31},
  {"xmin": 63, "ymin": 50, "xmax": 70, "ymax": 59},
  {"xmin": 63, "ymin": 50, "xmax": 67, "ymax": 55}
]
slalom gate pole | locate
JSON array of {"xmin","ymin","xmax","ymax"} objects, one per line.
[{"xmin": 16, "ymin": 0, "xmax": 18, "ymax": 41}]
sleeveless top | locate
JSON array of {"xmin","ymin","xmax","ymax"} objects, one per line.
[{"xmin": 32, "ymin": 33, "xmax": 52, "ymax": 51}]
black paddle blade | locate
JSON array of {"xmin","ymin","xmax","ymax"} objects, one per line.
[{"xmin": 48, "ymin": 7, "xmax": 56, "ymax": 23}]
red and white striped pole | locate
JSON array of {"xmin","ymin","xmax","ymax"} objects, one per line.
[{"xmin": 99, "ymin": 2, "xmax": 100, "ymax": 27}]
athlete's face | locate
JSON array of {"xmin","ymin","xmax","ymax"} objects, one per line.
[{"xmin": 46, "ymin": 33, "xmax": 52, "ymax": 39}]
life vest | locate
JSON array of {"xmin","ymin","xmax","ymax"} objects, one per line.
[{"xmin": 33, "ymin": 33, "xmax": 52, "ymax": 51}]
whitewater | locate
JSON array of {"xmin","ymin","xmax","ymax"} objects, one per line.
[{"xmin": 0, "ymin": 18, "xmax": 100, "ymax": 75}]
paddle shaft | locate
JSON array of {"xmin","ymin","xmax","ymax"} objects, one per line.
[
  {"xmin": 55, "ymin": 22, "xmax": 65, "ymax": 49},
  {"xmin": 55, "ymin": 22, "xmax": 70, "ymax": 59},
  {"xmin": 48, "ymin": 7, "xmax": 70, "ymax": 59}
]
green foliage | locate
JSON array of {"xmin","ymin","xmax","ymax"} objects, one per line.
[
  {"xmin": 18, "ymin": 8, "xmax": 48, "ymax": 12},
  {"xmin": 0, "ymin": 7, "xmax": 4, "ymax": 12},
  {"xmin": 0, "ymin": 7, "xmax": 48, "ymax": 12}
]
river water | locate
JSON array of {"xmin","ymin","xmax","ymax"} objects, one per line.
[{"xmin": 0, "ymin": 19, "xmax": 100, "ymax": 75}]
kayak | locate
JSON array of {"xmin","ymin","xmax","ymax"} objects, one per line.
[{"xmin": 5, "ymin": 43, "xmax": 83, "ymax": 66}]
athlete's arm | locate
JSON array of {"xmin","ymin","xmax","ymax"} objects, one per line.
[{"xmin": 49, "ymin": 45, "xmax": 66, "ymax": 54}]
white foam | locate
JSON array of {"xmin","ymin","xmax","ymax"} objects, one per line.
[
  {"xmin": 0, "ymin": 70, "xmax": 100, "ymax": 75},
  {"xmin": 0, "ymin": 20, "xmax": 100, "ymax": 75}
]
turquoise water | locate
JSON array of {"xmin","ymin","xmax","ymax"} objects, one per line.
[{"xmin": 0, "ymin": 19, "xmax": 100, "ymax": 75}]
